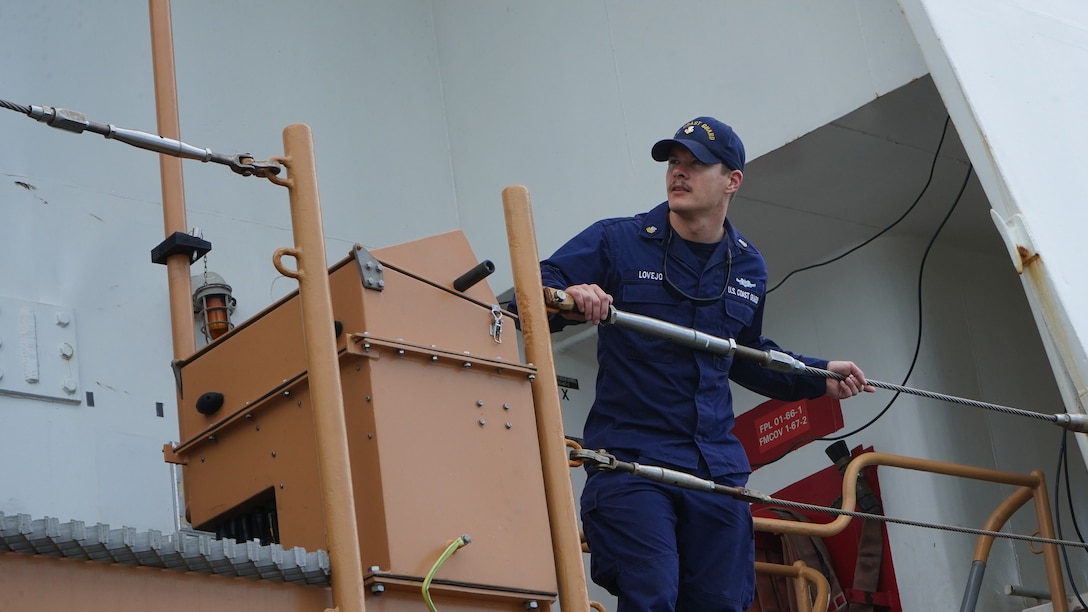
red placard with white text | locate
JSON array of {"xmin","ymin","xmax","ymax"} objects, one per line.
[{"xmin": 734, "ymin": 395, "xmax": 843, "ymax": 468}]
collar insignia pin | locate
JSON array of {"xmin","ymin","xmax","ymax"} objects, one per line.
[{"xmin": 646, "ymin": 225, "xmax": 658, "ymax": 234}]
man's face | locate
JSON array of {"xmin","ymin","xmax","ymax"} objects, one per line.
[{"xmin": 664, "ymin": 145, "xmax": 741, "ymax": 216}]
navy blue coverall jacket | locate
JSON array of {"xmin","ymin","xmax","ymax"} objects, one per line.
[{"xmin": 542, "ymin": 201, "xmax": 828, "ymax": 478}]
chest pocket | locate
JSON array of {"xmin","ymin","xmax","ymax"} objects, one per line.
[
  {"xmin": 724, "ymin": 296, "xmax": 755, "ymax": 328},
  {"xmin": 619, "ymin": 281, "xmax": 678, "ymax": 363},
  {"xmin": 714, "ymin": 296, "xmax": 757, "ymax": 371}
]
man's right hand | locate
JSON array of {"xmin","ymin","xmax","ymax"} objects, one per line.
[{"xmin": 562, "ymin": 284, "xmax": 613, "ymax": 325}]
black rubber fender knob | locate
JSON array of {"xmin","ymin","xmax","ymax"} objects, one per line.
[{"xmin": 196, "ymin": 391, "xmax": 225, "ymax": 415}]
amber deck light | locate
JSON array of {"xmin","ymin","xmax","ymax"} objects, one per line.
[{"xmin": 192, "ymin": 271, "xmax": 236, "ymax": 340}]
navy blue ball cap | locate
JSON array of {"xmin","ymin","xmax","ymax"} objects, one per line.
[{"xmin": 651, "ymin": 116, "xmax": 746, "ymax": 172}]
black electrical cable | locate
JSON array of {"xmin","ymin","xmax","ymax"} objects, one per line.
[
  {"xmin": 1054, "ymin": 430, "xmax": 1088, "ymax": 609},
  {"xmin": 1053, "ymin": 429, "xmax": 1088, "ymax": 609},
  {"xmin": 753, "ymin": 161, "xmax": 973, "ymax": 469},
  {"xmin": 767, "ymin": 115, "xmax": 953, "ymax": 294},
  {"xmin": 753, "ymin": 115, "xmax": 955, "ymax": 467},
  {"xmin": 501, "ymin": 117, "xmax": 954, "ymax": 313},
  {"xmin": 0, "ymin": 98, "xmax": 32, "ymax": 115},
  {"xmin": 1062, "ymin": 432, "xmax": 1087, "ymax": 545}
]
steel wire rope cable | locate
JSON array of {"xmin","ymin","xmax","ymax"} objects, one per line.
[
  {"xmin": 579, "ymin": 451, "xmax": 1088, "ymax": 553},
  {"xmin": 793, "ymin": 289, "xmax": 1087, "ymax": 602},
  {"xmin": 0, "ymin": 98, "xmax": 32, "ymax": 115},
  {"xmin": 753, "ymin": 133, "xmax": 971, "ymax": 469},
  {"xmin": 376, "ymin": 258, "xmax": 516, "ymax": 317},
  {"xmin": 1, "ymin": 97, "xmax": 281, "ymax": 177},
  {"xmin": 759, "ymin": 493, "xmax": 1088, "ymax": 551},
  {"xmin": 801, "ymin": 361, "xmax": 1062, "ymax": 426},
  {"xmin": 1055, "ymin": 431, "xmax": 1088, "ymax": 609}
]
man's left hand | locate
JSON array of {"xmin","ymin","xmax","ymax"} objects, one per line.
[{"xmin": 825, "ymin": 360, "xmax": 875, "ymax": 399}]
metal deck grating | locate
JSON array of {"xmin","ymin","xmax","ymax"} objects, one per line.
[{"xmin": 0, "ymin": 512, "xmax": 330, "ymax": 585}]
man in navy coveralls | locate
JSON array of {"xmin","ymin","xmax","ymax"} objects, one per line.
[{"xmin": 540, "ymin": 117, "xmax": 872, "ymax": 611}]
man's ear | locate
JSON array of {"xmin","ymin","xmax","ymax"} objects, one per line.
[{"xmin": 725, "ymin": 169, "xmax": 743, "ymax": 194}]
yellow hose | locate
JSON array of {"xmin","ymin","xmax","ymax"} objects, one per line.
[{"xmin": 422, "ymin": 535, "xmax": 470, "ymax": 611}]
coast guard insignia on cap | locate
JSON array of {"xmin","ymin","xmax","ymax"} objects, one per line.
[
  {"xmin": 646, "ymin": 226, "xmax": 658, "ymax": 234},
  {"xmin": 684, "ymin": 125, "xmax": 696, "ymax": 134}
]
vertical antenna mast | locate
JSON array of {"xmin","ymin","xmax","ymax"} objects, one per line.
[{"xmin": 148, "ymin": 0, "xmax": 196, "ymax": 359}]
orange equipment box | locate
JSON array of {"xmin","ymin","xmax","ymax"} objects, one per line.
[{"xmin": 169, "ymin": 230, "xmax": 557, "ymax": 609}]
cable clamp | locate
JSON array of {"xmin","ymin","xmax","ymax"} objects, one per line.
[
  {"xmin": 764, "ymin": 349, "xmax": 807, "ymax": 373},
  {"xmin": 1055, "ymin": 412, "xmax": 1088, "ymax": 433},
  {"xmin": 731, "ymin": 486, "xmax": 773, "ymax": 504},
  {"xmin": 29, "ymin": 105, "xmax": 90, "ymax": 133}
]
